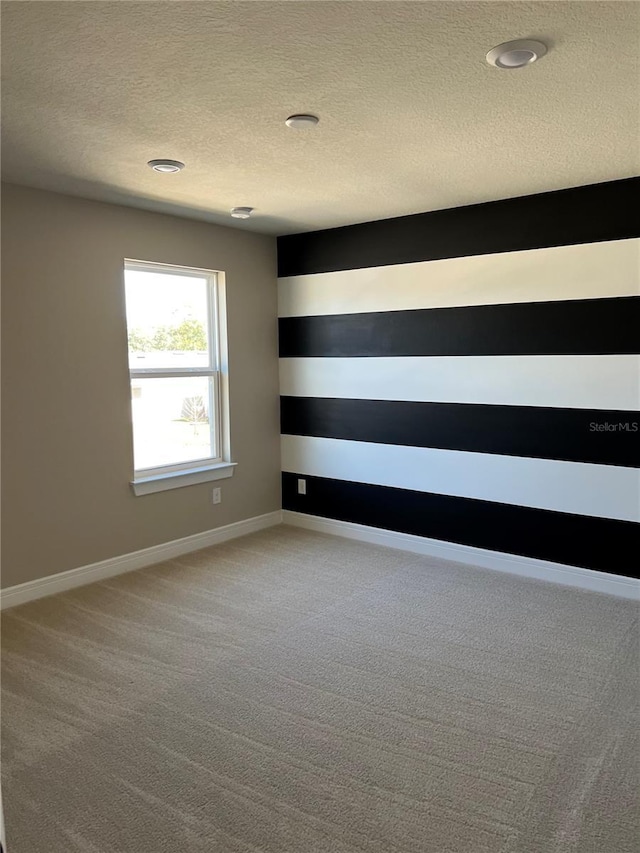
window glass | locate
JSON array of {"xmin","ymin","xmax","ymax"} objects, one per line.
[{"xmin": 125, "ymin": 269, "xmax": 210, "ymax": 370}]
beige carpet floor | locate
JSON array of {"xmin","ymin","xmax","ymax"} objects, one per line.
[{"xmin": 1, "ymin": 525, "xmax": 638, "ymax": 853}]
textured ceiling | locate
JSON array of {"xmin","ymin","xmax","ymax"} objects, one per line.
[{"xmin": 1, "ymin": 1, "xmax": 639, "ymax": 235}]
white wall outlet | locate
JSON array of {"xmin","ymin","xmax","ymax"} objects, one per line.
[
  {"xmin": 212, "ymin": 487, "xmax": 222, "ymax": 505},
  {"xmin": 297, "ymin": 478, "xmax": 306, "ymax": 495}
]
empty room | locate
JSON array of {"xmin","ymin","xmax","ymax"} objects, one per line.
[{"xmin": 1, "ymin": 2, "xmax": 638, "ymax": 852}]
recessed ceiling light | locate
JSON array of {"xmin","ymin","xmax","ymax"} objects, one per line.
[
  {"xmin": 285, "ymin": 114, "xmax": 320, "ymax": 129},
  {"xmin": 486, "ymin": 39, "xmax": 547, "ymax": 69},
  {"xmin": 231, "ymin": 207, "xmax": 253, "ymax": 219},
  {"xmin": 147, "ymin": 159, "xmax": 185, "ymax": 173}
]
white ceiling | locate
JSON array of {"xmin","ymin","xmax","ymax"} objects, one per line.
[{"xmin": 1, "ymin": 1, "xmax": 638, "ymax": 235}]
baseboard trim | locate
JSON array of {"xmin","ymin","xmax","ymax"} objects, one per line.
[
  {"xmin": 4, "ymin": 509, "xmax": 636, "ymax": 609},
  {"xmin": 0, "ymin": 511, "xmax": 283, "ymax": 610},
  {"xmin": 283, "ymin": 511, "xmax": 639, "ymax": 600}
]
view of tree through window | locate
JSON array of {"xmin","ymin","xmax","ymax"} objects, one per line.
[
  {"xmin": 180, "ymin": 395, "xmax": 209, "ymax": 433},
  {"xmin": 128, "ymin": 318, "xmax": 207, "ymax": 352}
]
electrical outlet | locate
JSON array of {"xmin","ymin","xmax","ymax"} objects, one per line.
[
  {"xmin": 212, "ymin": 487, "xmax": 222, "ymax": 505},
  {"xmin": 297, "ymin": 478, "xmax": 306, "ymax": 495}
]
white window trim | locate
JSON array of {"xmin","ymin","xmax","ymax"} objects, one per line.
[
  {"xmin": 125, "ymin": 259, "xmax": 234, "ymax": 495},
  {"xmin": 131, "ymin": 461, "xmax": 237, "ymax": 496}
]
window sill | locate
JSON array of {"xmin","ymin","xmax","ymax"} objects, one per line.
[{"xmin": 131, "ymin": 462, "xmax": 237, "ymax": 496}]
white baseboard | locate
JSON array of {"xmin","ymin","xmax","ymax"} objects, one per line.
[
  {"xmin": 283, "ymin": 511, "xmax": 639, "ymax": 600},
  {"xmin": 0, "ymin": 511, "xmax": 283, "ymax": 610},
  {"xmin": 3, "ymin": 508, "xmax": 636, "ymax": 609}
]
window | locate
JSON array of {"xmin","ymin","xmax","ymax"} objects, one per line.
[{"xmin": 124, "ymin": 260, "xmax": 234, "ymax": 495}]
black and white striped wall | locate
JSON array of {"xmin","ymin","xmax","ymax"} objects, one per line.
[{"xmin": 277, "ymin": 178, "xmax": 640, "ymax": 578}]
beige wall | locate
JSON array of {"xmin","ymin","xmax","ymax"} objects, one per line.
[{"xmin": 1, "ymin": 183, "xmax": 280, "ymax": 588}]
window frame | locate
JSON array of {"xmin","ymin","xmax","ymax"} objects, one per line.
[{"xmin": 124, "ymin": 259, "xmax": 235, "ymax": 495}]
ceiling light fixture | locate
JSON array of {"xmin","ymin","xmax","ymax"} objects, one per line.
[
  {"xmin": 147, "ymin": 159, "xmax": 185, "ymax": 173},
  {"xmin": 486, "ymin": 39, "xmax": 547, "ymax": 69},
  {"xmin": 231, "ymin": 207, "xmax": 253, "ymax": 219},
  {"xmin": 285, "ymin": 114, "xmax": 320, "ymax": 129}
]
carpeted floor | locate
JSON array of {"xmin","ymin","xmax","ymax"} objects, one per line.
[{"xmin": 1, "ymin": 525, "xmax": 638, "ymax": 853}]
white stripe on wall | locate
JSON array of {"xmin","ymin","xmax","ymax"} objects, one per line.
[
  {"xmin": 279, "ymin": 355, "xmax": 640, "ymax": 411},
  {"xmin": 278, "ymin": 238, "xmax": 639, "ymax": 318},
  {"xmin": 281, "ymin": 435, "xmax": 640, "ymax": 523}
]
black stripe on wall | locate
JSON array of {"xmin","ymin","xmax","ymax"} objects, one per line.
[
  {"xmin": 279, "ymin": 296, "xmax": 640, "ymax": 358},
  {"xmin": 282, "ymin": 473, "xmax": 640, "ymax": 576},
  {"xmin": 277, "ymin": 177, "xmax": 640, "ymax": 276},
  {"xmin": 280, "ymin": 398, "xmax": 640, "ymax": 468}
]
